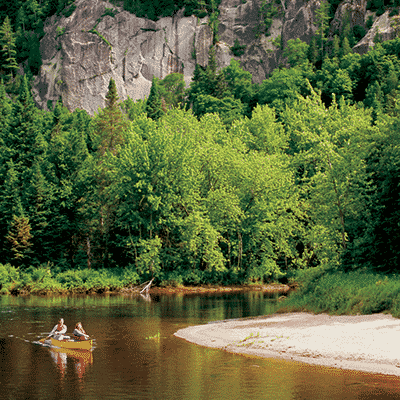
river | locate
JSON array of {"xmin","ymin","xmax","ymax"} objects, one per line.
[{"xmin": 1, "ymin": 291, "xmax": 400, "ymax": 399}]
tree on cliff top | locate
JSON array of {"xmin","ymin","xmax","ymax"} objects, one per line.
[
  {"xmin": 315, "ymin": 0, "xmax": 330, "ymax": 57},
  {"xmin": 145, "ymin": 76, "xmax": 165, "ymax": 121},
  {"xmin": 93, "ymin": 78, "xmax": 130, "ymax": 156},
  {"xmin": 158, "ymin": 73, "xmax": 186, "ymax": 109}
]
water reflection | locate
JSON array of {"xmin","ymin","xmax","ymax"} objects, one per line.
[
  {"xmin": 1, "ymin": 292, "xmax": 400, "ymax": 400},
  {"xmin": 49, "ymin": 346, "xmax": 93, "ymax": 379},
  {"xmin": 140, "ymin": 292, "xmax": 151, "ymax": 302},
  {"xmin": 49, "ymin": 348, "xmax": 67, "ymax": 376}
]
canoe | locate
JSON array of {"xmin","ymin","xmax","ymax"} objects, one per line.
[{"xmin": 50, "ymin": 337, "xmax": 93, "ymax": 350}]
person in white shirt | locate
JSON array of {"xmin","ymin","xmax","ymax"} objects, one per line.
[{"xmin": 48, "ymin": 318, "xmax": 68, "ymax": 340}]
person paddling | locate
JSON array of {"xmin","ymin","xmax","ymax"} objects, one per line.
[
  {"xmin": 47, "ymin": 318, "xmax": 68, "ymax": 341},
  {"xmin": 73, "ymin": 322, "xmax": 90, "ymax": 341}
]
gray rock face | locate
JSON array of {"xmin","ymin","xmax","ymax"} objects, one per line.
[
  {"xmin": 32, "ymin": 0, "xmax": 381, "ymax": 115},
  {"xmin": 353, "ymin": 10, "xmax": 396, "ymax": 54},
  {"xmin": 33, "ymin": 0, "xmax": 208, "ymax": 115},
  {"xmin": 218, "ymin": 0, "xmax": 285, "ymax": 81},
  {"xmin": 218, "ymin": 0, "xmax": 260, "ymax": 46},
  {"xmin": 282, "ymin": 0, "xmax": 319, "ymax": 47},
  {"xmin": 330, "ymin": 0, "xmax": 367, "ymax": 35}
]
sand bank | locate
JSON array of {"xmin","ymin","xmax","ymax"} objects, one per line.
[{"xmin": 174, "ymin": 312, "xmax": 400, "ymax": 376}]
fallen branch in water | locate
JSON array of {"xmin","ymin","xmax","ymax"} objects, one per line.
[{"xmin": 140, "ymin": 278, "xmax": 154, "ymax": 294}]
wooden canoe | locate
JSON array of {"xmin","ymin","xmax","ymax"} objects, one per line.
[{"xmin": 50, "ymin": 337, "xmax": 93, "ymax": 350}]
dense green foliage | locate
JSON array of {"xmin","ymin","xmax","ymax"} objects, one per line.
[
  {"xmin": 0, "ymin": 262, "xmax": 139, "ymax": 294},
  {"xmin": 2, "ymin": 1, "xmax": 400, "ymax": 296}
]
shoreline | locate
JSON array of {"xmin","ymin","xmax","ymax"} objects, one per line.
[
  {"xmin": 148, "ymin": 283, "xmax": 291, "ymax": 295},
  {"xmin": 6, "ymin": 283, "xmax": 291, "ymax": 296},
  {"xmin": 174, "ymin": 312, "xmax": 400, "ymax": 376}
]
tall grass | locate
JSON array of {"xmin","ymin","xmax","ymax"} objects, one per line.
[
  {"xmin": 0, "ymin": 263, "xmax": 140, "ymax": 294},
  {"xmin": 279, "ymin": 267, "xmax": 400, "ymax": 317}
]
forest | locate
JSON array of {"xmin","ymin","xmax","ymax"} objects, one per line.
[{"xmin": 1, "ymin": 0, "xmax": 400, "ymax": 301}]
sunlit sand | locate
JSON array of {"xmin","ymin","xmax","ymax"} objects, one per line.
[{"xmin": 175, "ymin": 312, "xmax": 400, "ymax": 376}]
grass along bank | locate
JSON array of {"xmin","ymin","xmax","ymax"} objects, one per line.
[
  {"xmin": 0, "ymin": 263, "xmax": 141, "ymax": 295},
  {"xmin": 0, "ymin": 263, "xmax": 290, "ymax": 295},
  {"xmin": 279, "ymin": 268, "xmax": 400, "ymax": 318}
]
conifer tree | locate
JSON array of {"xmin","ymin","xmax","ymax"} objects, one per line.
[
  {"xmin": 9, "ymin": 75, "xmax": 42, "ymax": 172},
  {"xmin": 187, "ymin": 47, "xmax": 232, "ymax": 117},
  {"xmin": 90, "ymin": 79, "xmax": 130, "ymax": 267},
  {"xmin": 315, "ymin": 0, "xmax": 330, "ymax": 56},
  {"xmin": 50, "ymin": 99, "xmax": 64, "ymax": 137},
  {"xmin": 0, "ymin": 79, "xmax": 12, "ymax": 171},
  {"xmin": 6, "ymin": 211, "xmax": 33, "ymax": 267},
  {"xmin": 187, "ymin": 63, "xmax": 207, "ymax": 107},
  {"xmin": 47, "ymin": 104, "xmax": 91, "ymax": 268},
  {"xmin": 6, "ymin": 74, "xmax": 49, "ymax": 253},
  {"xmin": 15, "ymin": 0, "xmax": 43, "ymax": 32},
  {"xmin": 205, "ymin": 46, "xmax": 230, "ymax": 99},
  {"xmin": 340, "ymin": 14, "xmax": 352, "ymax": 45},
  {"xmin": 308, "ymin": 37, "xmax": 319, "ymax": 65},
  {"xmin": 0, "ymin": 161, "xmax": 22, "ymax": 260},
  {"xmin": 145, "ymin": 76, "xmax": 164, "ymax": 121},
  {"xmin": 333, "ymin": 35, "xmax": 340, "ymax": 59},
  {"xmin": 0, "ymin": 16, "xmax": 19, "ymax": 81},
  {"xmin": 94, "ymin": 78, "xmax": 130, "ymax": 155},
  {"xmin": 0, "ymin": 160, "xmax": 19, "ymax": 225},
  {"xmin": 341, "ymin": 37, "xmax": 352, "ymax": 57}
]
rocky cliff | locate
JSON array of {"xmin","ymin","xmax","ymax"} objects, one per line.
[{"xmin": 32, "ymin": 0, "xmax": 398, "ymax": 115}]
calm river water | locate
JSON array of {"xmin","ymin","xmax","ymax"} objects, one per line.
[{"xmin": 1, "ymin": 291, "xmax": 400, "ymax": 400}]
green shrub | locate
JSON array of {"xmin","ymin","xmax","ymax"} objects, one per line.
[
  {"xmin": 0, "ymin": 263, "xmax": 21, "ymax": 293},
  {"xmin": 353, "ymin": 25, "xmax": 366, "ymax": 41},
  {"xmin": 182, "ymin": 270, "xmax": 204, "ymax": 285},
  {"xmin": 121, "ymin": 267, "xmax": 140, "ymax": 286},
  {"xmin": 23, "ymin": 266, "xmax": 63, "ymax": 293},
  {"xmin": 376, "ymin": 7, "xmax": 385, "ymax": 16},
  {"xmin": 58, "ymin": 270, "xmax": 84, "ymax": 290},
  {"xmin": 88, "ymin": 29, "xmax": 112, "ymax": 48},
  {"xmin": 159, "ymin": 270, "xmax": 184, "ymax": 287},
  {"xmin": 62, "ymin": 4, "xmax": 76, "ymax": 18},
  {"xmin": 0, "ymin": 264, "xmax": 144, "ymax": 294},
  {"xmin": 101, "ymin": 8, "xmax": 118, "ymax": 18},
  {"xmin": 272, "ymin": 35, "xmax": 282, "ymax": 49},
  {"xmin": 366, "ymin": 15, "xmax": 374, "ymax": 30},
  {"xmin": 230, "ymin": 39, "xmax": 246, "ymax": 57},
  {"xmin": 56, "ymin": 26, "xmax": 66, "ymax": 37}
]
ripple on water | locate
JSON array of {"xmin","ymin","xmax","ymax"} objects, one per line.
[{"xmin": 2, "ymin": 293, "xmax": 400, "ymax": 400}]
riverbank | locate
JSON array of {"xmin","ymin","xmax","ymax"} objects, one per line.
[
  {"xmin": 1, "ymin": 262, "xmax": 293, "ymax": 295},
  {"xmin": 175, "ymin": 312, "xmax": 400, "ymax": 376},
  {"xmin": 147, "ymin": 283, "xmax": 290, "ymax": 295}
]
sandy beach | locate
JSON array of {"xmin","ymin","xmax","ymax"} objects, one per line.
[{"xmin": 174, "ymin": 312, "xmax": 400, "ymax": 376}]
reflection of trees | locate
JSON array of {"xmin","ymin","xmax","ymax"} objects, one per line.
[{"xmin": 49, "ymin": 348, "xmax": 93, "ymax": 379}]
